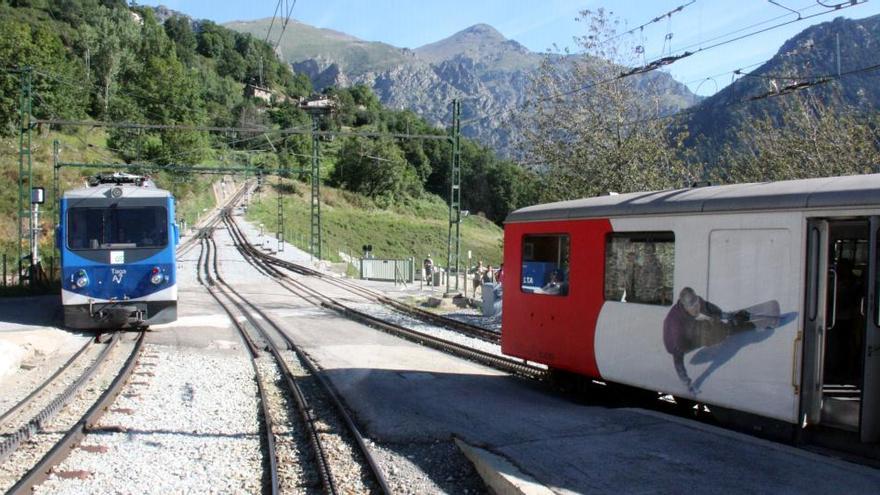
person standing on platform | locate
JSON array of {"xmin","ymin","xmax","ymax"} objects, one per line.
[{"xmin": 473, "ymin": 260, "xmax": 484, "ymax": 296}]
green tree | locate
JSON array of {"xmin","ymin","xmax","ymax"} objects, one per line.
[
  {"xmin": 0, "ymin": 14, "xmax": 87, "ymax": 133},
  {"xmin": 330, "ymin": 137, "xmax": 421, "ymax": 201},
  {"xmin": 107, "ymin": 9, "xmax": 206, "ymax": 163},
  {"xmin": 519, "ymin": 8, "xmax": 695, "ymax": 201},
  {"xmin": 77, "ymin": 6, "xmax": 141, "ymax": 117},
  {"xmin": 718, "ymin": 95, "xmax": 880, "ymax": 183},
  {"xmin": 164, "ymin": 15, "xmax": 196, "ymax": 66}
]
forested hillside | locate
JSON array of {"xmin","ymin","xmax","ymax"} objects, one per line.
[
  {"xmin": 684, "ymin": 14, "xmax": 880, "ymax": 158},
  {"xmin": 0, "ymin": 0, "xmax": 536, "ymax": 228}
]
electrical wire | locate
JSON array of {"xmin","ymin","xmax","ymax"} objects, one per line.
[
  {"xmin": 599, "ymin": 59, "xmax": 880, "ymax": 129},
  {"xmin": 264, "ymin": 0, "xmax": 282, "ymax": 45},
  {"xmin": 460, "ymin": 0, "xmax": 864, "ymax": 128},
  {"xmin": 600, "ymin": 1, "xmax": 697, "ymax": 45},
  {"xmin": 273, "ymin": 0, "xmax": 298, "ymax": 51}
]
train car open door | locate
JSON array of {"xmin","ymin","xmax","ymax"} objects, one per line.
[
  {"xmin": 862, "ymin": 216, "xmax": 880, "ymax": 443},
  {"xmin": 804, "ymin": 217, "xmax": 880, "ymax": 442},
  {"xmin": 802, "ymin": 219, "xmax": 829, "ymax": 426}
]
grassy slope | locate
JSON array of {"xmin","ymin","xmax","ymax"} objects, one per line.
[
  {"xmin": 0, "ymin": 130, "xmax": 220, "ymax": 282},
  {"xmin": 246, "ymin": 179, "xmax": 504, "ymax": 267}
]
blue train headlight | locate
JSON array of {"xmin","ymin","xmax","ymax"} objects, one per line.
[
  {"xmin": 150, "ymin": 267, "xmax": 165, "ymax": 285},
  {"xmin": 74, "ymin": 270, "xmax": 89, "ymax": 288}
]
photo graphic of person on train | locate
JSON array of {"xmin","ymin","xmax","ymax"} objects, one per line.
[{"xmin": 663, "ymin": 287, "xmax": 791, "ymax": 395}]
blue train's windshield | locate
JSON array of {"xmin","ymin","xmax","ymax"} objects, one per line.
[{"xmin": 67, "ymin": 206, "xmax": 168, "ymax": 250}]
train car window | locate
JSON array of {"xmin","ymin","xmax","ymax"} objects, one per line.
[
  {"xmin": 68, "ymin": 207, "xmax": 168, "ymax": 250},
  {"xmin": 604, "ymin": 232, "xmax": 674, "ymax": 305},
  {"xmin": 521, "ymin": 234, "xmax": 570, "ymax": 296}
]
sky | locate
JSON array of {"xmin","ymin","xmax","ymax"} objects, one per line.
[{"xmin": 137, "ymin": 0, "xmax": 880, "ymax": 96}]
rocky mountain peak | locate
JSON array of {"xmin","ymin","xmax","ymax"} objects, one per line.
[
  {"xmin": 227, "ymin": 17, "xmax": 699, "ymax": 157},
  {"xmin": 416, "ymin": 23, "xmax": 529, "ymax": 64},
  {"xmin": 456, "ymin": 23, "xmax": 506, "ymax": 41}
]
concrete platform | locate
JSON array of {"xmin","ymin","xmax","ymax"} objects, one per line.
[{"xmin": 257, "ymin": 281, "xmax": 880, "ymax": 494}]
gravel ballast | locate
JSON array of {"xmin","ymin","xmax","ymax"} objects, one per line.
[
  {"xmin": 0, "ymin": 337, "xmax": 134, "ymax": 494},
  {"xmin": 34, "ymin": 344, "xmax": 263, "ymax": 495}
]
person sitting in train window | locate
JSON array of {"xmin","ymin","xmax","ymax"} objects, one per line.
[
  {"xmin": 633, "ymin": 243, "xmax": 663, "ymax": 304},
  {"xmin": 663, "ymin": 287, "xmax": 754, "ymax": 394},
  {"xmin": 537, "ymin": 270, "xmax": 567, "ymax": 296},
  {"xmin": 621, "ymin": 249, "xmax": 638, "ymax": 302}
]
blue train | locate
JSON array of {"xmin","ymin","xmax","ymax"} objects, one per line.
[{"xmin": 58, "ymin": 173, "xmax": 179, "ymax": 329}]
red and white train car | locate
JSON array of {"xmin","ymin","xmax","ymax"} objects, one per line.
[{"xmin": 502, "ymin": 174, "xmax": 880, "ymax": 443}]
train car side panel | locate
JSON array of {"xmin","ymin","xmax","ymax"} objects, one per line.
[
  {"xmin": 594, "ymin": 213, "xmax": 804, "ymax": 423},
  {"xmin": 502, "ymin": 218, "xmax": 611, "ymax": 377}
]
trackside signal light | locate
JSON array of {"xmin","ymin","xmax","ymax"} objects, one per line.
[{"xmin": 150, "ymin": 267, "xmax": 165, "ymax": 285}]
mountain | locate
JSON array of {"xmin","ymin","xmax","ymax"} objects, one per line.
[
  {"xmin": 685, "ymin": 14, "xmax": 880, "ymax": 149},
  {"xmin": 227, "ymin": 19, "xmax": 701, "ymax": 156},
  {"xmin": 224, "ymin": 18, "xmax": 412, "ymax": 75}
]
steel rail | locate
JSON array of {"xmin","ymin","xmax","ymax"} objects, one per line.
[
  {"xmin": 208, "ymin": 235, "xmax": 334, "ymax": 494},
  {"xmin": 206, "ymin": 232, "xmax": 389, "ymax": 494},
  {"xmin": 225, "ymin": 213, "xmax": 500, "ymax": 343},
  {"xmin": 0, "ymin": 334, "xmax": 119, "ymax": 463},
  {"xmin": 7, "ymin": 331, "xmax": 145, "ymax": 495},
  {"xmin": 177, "ymin": 181, "xmax": 252, "ymax": 257},
  {"xmin": 223, "ymin": 214, "xmax": 542, "ymax": 380},
  {"xmin": 324, "ymin": 301, "xmax": 544, "ymax": 380},
  {"xmin": 0, "ymin": 337, "xmax": 94, "ymax": 428},
  {"xmin": 198, "ymin": 233, "xmax": 279, "ymax": 494},
  {"xmin": 267, "ymin": 253, "xmax": 501, "ymax": 343}
]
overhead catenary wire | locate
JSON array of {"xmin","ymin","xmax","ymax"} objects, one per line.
[
  {"xmin": 459, "ymin": 0, "xmax": 866, "ymax": 128},
  {"xmin": 551, "ymin": 0, "xmax": 864, "ymax": 102},
  {"xmin": 600, "ymin": 0, "xmax": 697, "ymax": 46},
  {"xmin": 35, "ymin": 118, "xmax": 451, "ymax": 141},
  {"xmin": 588, "ymin": 59, "xmax": 880, "ymax": 131},
  {"xmin": 264, "ymin": 0, "xmax": 282, "ymax": 45},
  {"xmin": 273, "ymin": 0, "xmax": 298, "ymax": 51}
]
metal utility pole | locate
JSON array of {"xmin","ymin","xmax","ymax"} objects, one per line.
[
  {"xmin": 300, "ymin": 96, "xmax": 334, "ymax": 261},
  {"xmin": 309, "ymin": 114, "xmax": 322, "ymax": 260},
  {"xmin": 53, "ymin": 140, "xmax": 60, "ymax": 262},
  {"xmin": 445, "ymin": 99, "xmax": 462, "ymax": 295},
  {"xmin": 276, "ymin": 174, "xmax": 284, "ymax": 252},
  {"xmin": 17, "ymin": 67, "xmax": 33, "ymax": 286}
]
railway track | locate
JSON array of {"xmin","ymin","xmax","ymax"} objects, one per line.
[
  {"xmin": 1, "ymin": 331, "xmax": 144, "ymax": 495},
  {"xmin": 198, "ymin": 229, "xmax": 389, "ymax": 494},
  {"xmin": 222, "ymin": 211, "xmax": 545, "ymax": 381},
  {"xmin": 177, "ymin": 180, "xmax": 254, "ymax": 257},
  {"xmin": 0, "ymin": 338, "xmax": 103, "ymax": 464},
  {"xmin": 0, "ymin": 338, "xmax": 94, "ymax": 443},
  {"xmin": 223, "ymin": 208, "xmax": 500, "ymax": 344}
]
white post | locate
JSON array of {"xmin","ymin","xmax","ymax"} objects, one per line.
[{"xmin": 31, "ymin": 202, "xmax": 39, "ymax": 264}]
